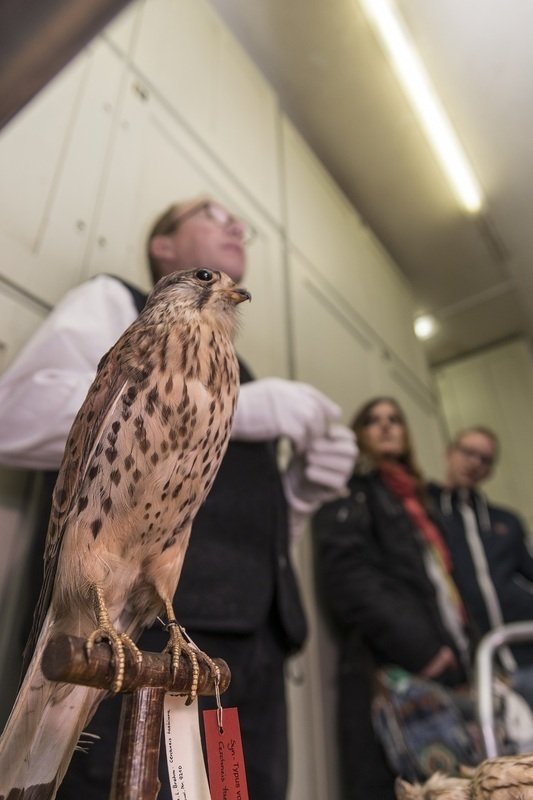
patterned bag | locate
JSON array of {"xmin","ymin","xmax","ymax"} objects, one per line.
[{"xmin": 372, "ymin": 667, "xmax": 484, "ymax": 782}]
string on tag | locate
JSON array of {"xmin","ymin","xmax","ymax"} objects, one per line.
[{"xmin": 214, "ymin": 666, "xmax": 223, "ymax": 734}]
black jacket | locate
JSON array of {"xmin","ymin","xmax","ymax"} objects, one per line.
[
  {"xmin": 428, "ymin": 482, "xmax": 533, "ymax": 667},
  {"xmin": 313, "ymin": 471, "xmax": 470, "ymax": 800},
  {"xmin": 314, "ymin": 471, "xmax": 470, "ymax": 681}
]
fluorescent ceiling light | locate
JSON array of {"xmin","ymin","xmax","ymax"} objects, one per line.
[
  {"xmin": 359, "ymin": 0, "xmax": 484, "ymax": 213},
  {"xmin": 414, "ymin": 314, "xmax": 438, "ymax": 340}
]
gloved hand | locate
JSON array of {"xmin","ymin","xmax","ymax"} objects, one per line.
[
  {"xmin": 231, "ymin": 378, "xmax": 341, "ymax": 452},
  {"xmin": 283, "ymin": 424, "xmax": 358, "ymax": 516}
]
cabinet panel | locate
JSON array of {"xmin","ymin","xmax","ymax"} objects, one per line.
[
  {"xmin": 0, "ymin": 57, "xmax": 86, "ymax": 279},
  {"xmin": 283, "ymin": 120, "xmax": 355, "ymax": 285},
  {"xmin": 0, "ymin": 42, "xmax": 126, "ymax": 306},
  {"xmin": 134, "ymin": 0, "xmax": 219, "ymax": 143},
  {"xmin": 435, "ymin": 339, "xmax": 533, "ymax": 527},
  {"xmin": 0, "ymin": 287, "xmax": 47, "ymax": 373},
  {"xmin": 283, "ymin": 119, "xmax": 431, "ymax": 384},
  {"xmin": 0, "ymin": 467, "xmax": 35, "ymax": 729},
  {"xmin": 133, "ymin": 0, "xmax": 281, "ymax": 220},
  {"xmin": 84, "ymin": 76, "xmax": 289, "ymax": 376},
  {"xmin": 351, "ymin": 226, "xmax": 431, "ymax": 383},
  {"xmin": 103, "ymin": 0, "xmax": 143, "ymax": 55},
  {"xmin": 289, "ymin": 250, "xmax": 378, "ymax": 425},
  {"xmin": 233, "ymin": 223, "xmax": 289, "ymax": 378},
  {"xmin": 212, "ymin": 27, "xmax": 281, "ymax": 220}
]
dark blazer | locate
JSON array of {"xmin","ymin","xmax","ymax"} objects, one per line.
[
  {"xmin": 168, "ymin": 360, "xmax": 307, "ymax": 651},
  {"xmin": 428, "ymin": 482, "xmax": 533, "ymax": 667}
]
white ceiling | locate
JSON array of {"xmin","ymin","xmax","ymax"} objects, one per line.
[{"xmin": 209, "ymin": 0, "xmax": 533, "ymax": 366}]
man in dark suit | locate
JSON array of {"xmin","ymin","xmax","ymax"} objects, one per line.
[{"xmin": 428, "ymin": 425, "xmax": 533, "ymax": 707}]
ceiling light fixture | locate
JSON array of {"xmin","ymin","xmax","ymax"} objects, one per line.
[
  {"xmin": 358, "ymin": 0, "xmax": 484, "ymax": 214},
  {"xmin": 414, "ymin": 314, "xmax": 438, "ymax": 340}
]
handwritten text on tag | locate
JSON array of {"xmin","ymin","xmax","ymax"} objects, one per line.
[
  {"xmin": 163, "ymin": 693, "xmax": 211, "ymax": 800},
  {"xmin": 203, "ymin": 707, "xmax": 249, "ymax": 800}
]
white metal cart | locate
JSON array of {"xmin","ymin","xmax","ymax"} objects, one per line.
[{"xmin": 476, "ymin": 620, "xmax": 533, "ymax": 757}]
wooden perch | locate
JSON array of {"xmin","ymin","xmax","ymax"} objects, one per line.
[
  {"xmin": 41, "ymin": 634, "xmax": 231, "ymax": 799},
  {"xmin": 42, "ymin": 632, "xmax": 231, "ymax": 695}
]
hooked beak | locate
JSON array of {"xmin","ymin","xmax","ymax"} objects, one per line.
[{"xmin": 226, "ymin": 286, "xmax": 252, "ymax": 304}]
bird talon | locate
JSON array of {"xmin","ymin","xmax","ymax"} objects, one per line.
[{"xmin": 84, "ymin": 627, "xmax": 142, "ymax": 694}]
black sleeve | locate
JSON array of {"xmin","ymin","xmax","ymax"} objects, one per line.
[
  {"xmin": 313, "ymin": 485, "xmax": 444, "ymax": 673},
  {"xmin": 512, "ymin": 514, "xmax": 533, "ymax": 582}
]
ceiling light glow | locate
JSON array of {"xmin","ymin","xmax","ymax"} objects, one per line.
[
  {"xmin": 414, "ymin": 314, "xmax": 438, "ymax": 340},
  {"xmin": 359, "ymin": 0, "xmax": 483, "ymax": 213}
]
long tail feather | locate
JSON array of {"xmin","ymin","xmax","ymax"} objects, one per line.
[{"xmin": 0, "ymin": 609, "xmax": 104, "ymax": 800}]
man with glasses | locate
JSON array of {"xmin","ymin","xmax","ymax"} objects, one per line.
[
  {"xmin": 0, "ymin": 195, "xmax": 356, "ymax": 800},
  {"xmin": 428, "ymin": 426, "xmax": 533, "ymax": 707}
]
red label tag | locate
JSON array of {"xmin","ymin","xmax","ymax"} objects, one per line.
[{"xmin": 203, "ymin": 707, "xmax": 249, "ymax": 800}]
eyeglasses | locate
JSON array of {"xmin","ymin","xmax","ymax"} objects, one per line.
[
  {"xmin": 168, "ymin": 201, "xmax": 256, "ymax": 245},
  {"xmin": 455, "ymin": 444, "xmax": 494, "ymax": 467}
]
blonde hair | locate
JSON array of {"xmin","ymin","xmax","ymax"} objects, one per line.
[{"xmin": 451, "ymin": 425, "xmax": 500, "ymax": 461}]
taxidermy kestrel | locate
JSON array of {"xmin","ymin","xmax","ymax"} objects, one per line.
[{"xmin": 0, "ymin": 267, "xmax": 250, "ymax": 800}]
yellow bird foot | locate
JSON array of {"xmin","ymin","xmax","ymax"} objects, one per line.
[
  {"xmin": 164, "ymin": 622, "xmax": 222, "ymax": 705},
  {"xmin": 162, "ymin": 600, "xmax": 220, "ymax": 703},
  {"xmin": 87, "ymin": 583, "xmax": 142, "ymax": 693},
  {"xmin": 165, "ymin": 621, "xmax": 200, "ymax": 703},
  {"xmin": 85, "ymin": 627, "xmax": 142, "ymax": 693}
]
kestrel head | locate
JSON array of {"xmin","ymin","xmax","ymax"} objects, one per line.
[{"xmin": 146, "ymin": 268, "xmax": 251, "ymax": 337}]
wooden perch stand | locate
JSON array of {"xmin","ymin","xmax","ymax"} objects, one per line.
[{"xmin": 42, "ymin": 634, "xmax": 231, "ymax": 800}]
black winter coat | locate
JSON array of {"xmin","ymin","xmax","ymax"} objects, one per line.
[
  {"xmin": 313, "ymin": 471, "xmax": 471, "ymax": 800},
  {"xmin": 314, "ymin": 472, "xmax": 470, "ymax": 680}
]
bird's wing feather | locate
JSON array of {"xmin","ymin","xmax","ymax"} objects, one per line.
[{"xmin": 22, "ymin": 342, "xmax": 133, "ymax": 670}]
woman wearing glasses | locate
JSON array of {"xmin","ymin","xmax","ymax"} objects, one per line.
[{"xmin": 313, "ymin": 397, "xmax": 472, "ymax": 800}]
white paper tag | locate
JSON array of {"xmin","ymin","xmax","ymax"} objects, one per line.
[{"xmin": 163, "ymin": 693, "xmax": 212, "ymax": 800}]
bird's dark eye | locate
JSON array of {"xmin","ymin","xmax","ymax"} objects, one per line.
[{"xmin": 195, "ymin": 269, "xmax": 213, "ymax": 282}]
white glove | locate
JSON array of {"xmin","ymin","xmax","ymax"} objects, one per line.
[
  {"xmin": 231, "ymin": 378, "xmax": 341, "ymax": 452},
  {"xmin": 283, "ymin": 424, "xmax": 358, "ymax": 516}
]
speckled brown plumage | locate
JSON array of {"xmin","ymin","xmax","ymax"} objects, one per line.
[{"xmin": 0, "ymin": 268, "xmax": 250, "ymax": 800}]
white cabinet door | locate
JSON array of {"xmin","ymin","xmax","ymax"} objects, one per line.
[
  {"xmin": 282, "ymin": 118, "xmax": 432, "ymax": 386},
  {"xmin": 133, "ymin": 0, "xmax": 282, "ymax": 221},
  {"xmin": 0, "ymin": 41, "xmax": 126, "ymax": 306},
  {"xmin": 83, "ymin": 73, "xmax": 289, "ymax": 376},
  {"xmin": 0, "ymin": 287, "xmax": 48, "ymax": 373},
  {"xmin": 211, "ymin": 25, "xmax": 281, "ymax": 221},
  {"xmin": 103, "ymin": 0, "xmax": 143, "ymax": 55},
  {"xmin": 283, "ymin": 120, "xmax": 356, "ymax": 292},
  {"xmin": 286, "ymin": 251, "xmax": 379, "ymax": 800},
  {"xmin": 134, "ymin": 0, "xmax": 219, "ymax": 141},
  {"xmin": 234, "ymin": 220, "xmax": 289, "ymax": 379},
  {"xmin": 435, "ymin": 339, "xmax": 533, "ymax": 526},
  {"xmin": 289, "ymin": 249, "xmax": 378, "ymax": 419}
]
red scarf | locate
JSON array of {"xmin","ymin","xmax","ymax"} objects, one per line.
[{"xmin": 379, "ymin": 461, "xmax": 453, "ymax": 572}]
